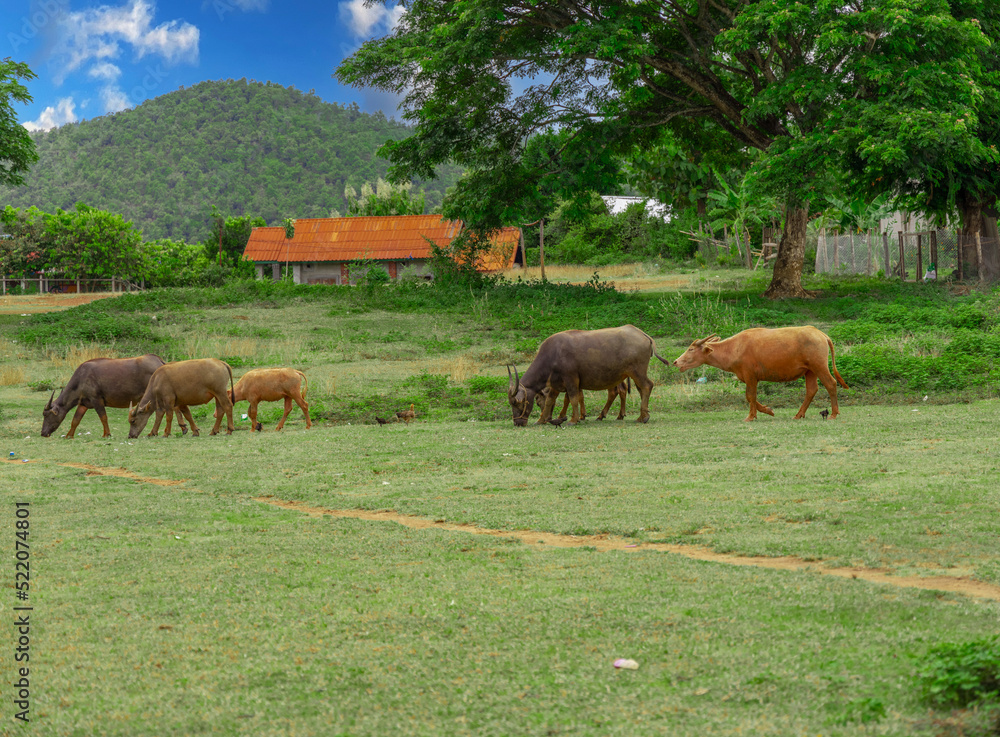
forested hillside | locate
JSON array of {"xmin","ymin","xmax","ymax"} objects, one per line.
[{"xmin": 1, "ymin": 79, "xmax": 461, "ymax": 241}]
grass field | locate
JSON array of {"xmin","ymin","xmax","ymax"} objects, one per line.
[{"xmin": 2, "ymin": 270, "xmax": 999, "ymax": 735}]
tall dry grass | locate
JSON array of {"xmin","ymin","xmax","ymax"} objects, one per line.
[
  {"xmin": 179, "ymin": 335, "xmax": 306, "ymax": 366},
  {"xmin": 498, "ymin": 262, "xmax": 696, "ymax": 292},
  {"xmin": 0, "ymin": 366, "xmax": 25, "ymax": 386},
  {"xmin": 44, "ymin": 344, "xmax": 117, "ymax": 367}
]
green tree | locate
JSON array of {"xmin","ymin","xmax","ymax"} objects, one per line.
[
  {"xmin": 337, "ymin": 0, "xmax": 987, "ymax": 298},
  {"xmin": 0, "ymin": 205, "xmax": 46, "ymax": 274},
  {"xmin": 202, "ymin": 209, "xmax": 267, "ymax": 267},
  {"xmin": 0, "ymin": 58, "xmax": 38, "ymax": 188},
  {"xmin": 44, "ymin": 204, "xmax": 144, "ymax": 279}
]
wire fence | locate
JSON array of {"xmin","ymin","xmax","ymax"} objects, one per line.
[
  {"xmin": 0, "ymin": 276, "xmax": 144, "ymax": 295},
  {"xmin": 815, "ymin": 229, "xmax": 999, "ymax": 283}
]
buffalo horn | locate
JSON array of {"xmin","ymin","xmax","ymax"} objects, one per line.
[
  {"xmin": 45, "ymin": 389, "xmax": 55, "ymax": 410},
  {"xmin": 513, "ymin": 364, "xmax": 520, "ymax": 389}
]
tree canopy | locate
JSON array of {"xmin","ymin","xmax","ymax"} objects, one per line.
[
  {"xmin": 338, "ymin": 0, "xmax": 992, "ymax": 297},
  {"xmin": 0, "ymin": 58, "xmax": 38, "ymax": 188}
]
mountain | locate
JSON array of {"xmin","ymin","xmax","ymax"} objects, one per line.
[{"xmin": 1, "ymin": 79, "xmax": 462, "ymax": 242}]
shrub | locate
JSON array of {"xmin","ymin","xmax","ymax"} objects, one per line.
[{"xmin": 918, "ymin": 637, "xmax": 1000, "ymax": 707}]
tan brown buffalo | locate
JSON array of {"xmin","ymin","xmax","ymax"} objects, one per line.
[
  {"xmin": 672, "ymin": 326, "xmax": 849, "ymax": 421},
  {"xmin": 128, "ymin": 358, "xmax": 235, "ymax": 438},
  {"xmin": 222, "ymin": 368, "xmax": 311, "ymax": 431},
  {"xmin": 41, "ymin": 355, "xmax": 189, "ymax": 438},
  {"xmin": 508, "ymin": 325, "xmax": 670, "ymax": 426}
]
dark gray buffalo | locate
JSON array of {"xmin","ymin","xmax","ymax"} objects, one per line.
[
  {"xmin": 508, "ymin": 325, "xmax": 670, "ymax": 426},
  {"xmin": 128, "ymin": 358, "xmax": 235, "ymax": 438},
  {"xmin": 41, "ymin": 355, "xmax": 188, "ymax": 439}
]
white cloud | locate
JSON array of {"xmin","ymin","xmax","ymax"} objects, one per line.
[
  {"xmin": 22, "ymin": 98, "xmax": 78, "ymax": 132},
  {"xmin": 340, "ymin": 0, "xmax": 403, "ymax": 38},
  {"xmin": 100, "ymin": 85, "xmax": 132, "ymax": 113},
  {"xmin": 54, "ymin": 0, "xmax": 199, "ymax": 83},
  {"xmin": 88, "ymin": 61, "xmax": 122, "ymax": 81}
]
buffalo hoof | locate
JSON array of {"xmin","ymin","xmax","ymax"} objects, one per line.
[
  {"xmin": 191, "ymin": 430, "xmax": 200, "ymax": 437},
  {"xmin": 256, "ymin": 423, "xmax": 263, "ymax": 432},
  {"xmin": 180, "ymin": 426, "xmax": 189, "ymax": 435},
  {"xmin": 548, "ymin": 417, "xmax": 568, "ymax": 426},
  {"xmin": 637, "ymin": 415, "xmax": 650, "ymax": 424}
]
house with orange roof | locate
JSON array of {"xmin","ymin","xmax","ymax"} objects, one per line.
[{"xmin": 242, "ymin": 215, "xmax": 523, "ymax": 284}]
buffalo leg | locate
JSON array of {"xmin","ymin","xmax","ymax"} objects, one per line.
[
  {"xmin": 743, "ymin": 378, "xmax": 775, "ymax": 420},
  {"xmin": 174, "ymin": 410, "xmax": 189, "ymax": 435},
  {"xmin": 561, "ymin": 392, "xmax": 587, "ymax": 421},
  {"xmin": 93, "ymin": 400, "xmax": 113, "ymax": 437},
  {"xmin": 295, "ymin": 392, "xmax": 312, "ymax": 428},
  {"xmin": 163, "ymin": 408, "xmax": 174, "ymax": 437},
  {"xmin": 248, "ymin": 401, "xmax": 260, "ymax": 431},
  {"xmin": 537, "ymin": 391, "xmax": 557, "ymax": 425},
  {"xmin": 597, "ymin": 389, "xmax": 617, "ymax": 420},
  {"xmin": 616, "ymin": 386, "xmax": 627, "ymax": 420},
  {"xmin": 65, "ymin": 404, "xmax": 89, "ymax": 438},
  {"xmin": 633, "ymin": 373, "xmax": 653, "ymax": 423},
  {"xmin": 276, "ymin": 397, "xmax": 293, "ymax": 431},
  {"xmin": 209, "ymin": 393, "xmax": 234, "ymax": 435},
  {"xmin": 795, "ymin": 372, "xmax": 820, "ymax": 419},
  {"xmin": 148, "ymin": 409, "xmax": 166, "ymax": 436},
  {"xmin": 816, "ymin": 368, "xmax": 841, "ymax": 419},
  {"xmin": 178, "ymin": 406, "xmax": 199, "ymax": 436}
]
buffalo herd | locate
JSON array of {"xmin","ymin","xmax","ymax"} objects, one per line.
[{"xmin": 40, "ymin": 323, "xmax": 848, "ymax": 438}]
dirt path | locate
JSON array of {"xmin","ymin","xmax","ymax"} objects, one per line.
[
  {"xmin": 9, "ymin": 458, "xmax": 997, "ymax": 601},
  {"xmin": 0, "ymin": 292, "xmax": 121, "ymax": 314},
  {"xmin": 255, "ymin": 495, "xmax": 1000, "ymax": 602}
]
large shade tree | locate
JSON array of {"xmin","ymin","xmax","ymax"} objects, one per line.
[
  {"xmin": 338, "ymin": 0, "xmax": 988, "ymax": 298},
  {"xmin": 0, "ymin": 58, "xmax": 38, "ymax": 188}
]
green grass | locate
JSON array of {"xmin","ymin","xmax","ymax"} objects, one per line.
[{"xmin": 2, "ymin": 272, "xmax": 1000, "ymax": 735}]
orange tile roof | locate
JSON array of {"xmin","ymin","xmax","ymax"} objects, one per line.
[
  {"xmin": 242, "ymin": 215, "xmax": 461, "ymax": 263},
  {"xmin": 243, "ymin": 216, "xmax": 522, "ymax": 272},
  {"xmin": 475, "ymin": 227, "xmax": 522, "ymax": 272}
]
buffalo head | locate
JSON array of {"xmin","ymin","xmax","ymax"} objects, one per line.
[
  {"xmin": 507, "ymin": 364, "xmax": 535, "ymax": 427},
  {"xmin": 127, "ymin": 401, "xmax": 155, "ymax": 438},
  {"xmin": 672, "ymin": 334, "xmax": 720, "ymax": 373},
  {"xmin": 40, "ymin": 390, "xmax": 67, "ymax": 438}
]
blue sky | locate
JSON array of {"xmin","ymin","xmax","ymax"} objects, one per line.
[{"xmin": 3, "ymin": 0, "xmax": 403, "ymax": 131}]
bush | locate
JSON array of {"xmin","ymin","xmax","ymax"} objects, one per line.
[{"xmin": 918, "ymin": 637, "xmax": 1000, "ymax": 707}]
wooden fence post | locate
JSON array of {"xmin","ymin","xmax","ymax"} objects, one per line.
[
  {"xmin": 882, "ymin": 232, "xmax": 890, "ymax": 275},
  {"xmin": 867, "ymin": 230, "xmax": 873, "ymax": 275},
  {"xmin": 916, "ymin": 233, "xmax": 923, "ymax": 280},
  {"xmin": 929, "ymin": 230, "xmax": 938, "ymax": 275},
  {"xmin": 833, "ymin": 230, "xmax": 840, "ymax": 272},
  {"xmin": 898, "ymin": 231, "xmax": 906, "ymax": 279}
]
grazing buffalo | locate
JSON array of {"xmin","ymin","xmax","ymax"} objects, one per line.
[
  {"xmin": 41, "ymin": 355, "xmax": 188, "ymax": 439},
  {"xmin": 508, "ymin": 324, "xmax": 670, "ymax": 426},
  {"xmin": 219, "ymin": 368, "xmax": 311, "ymax": 431},
  {"xmin": 672, "ymin": 326, "xmax": 849, "ymax": 421},
  {"xmin": 128, "ymin": 359, "xmax": 235, "ymax": 438},
  {"xmin": 538, "ymin": 379, "xmax": 632, "ymax": 422}
]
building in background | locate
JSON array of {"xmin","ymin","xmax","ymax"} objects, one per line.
[{"xmin": 242, "ymin": 215, "xmax": 524, "ymax": 284}]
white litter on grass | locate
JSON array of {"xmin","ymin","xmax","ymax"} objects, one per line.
[
  {"xmin": 382, "ymin": 481, "xmax": 389, "ymax": 486},
  {"xmin": 613, "ymin": 658, "xmax": 639, "ymax": 670},
  {"xmin": 242, "ymin": 414, "xmax": 248, "ymax": 420}
]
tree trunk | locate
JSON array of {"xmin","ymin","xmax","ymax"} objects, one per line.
[{"xmin": 764, "ymin": 204, "xmax": 814, "ymax": 299}]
